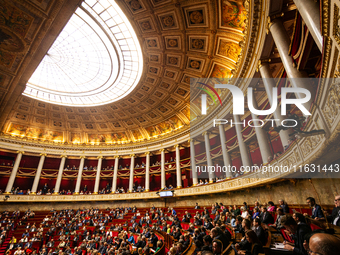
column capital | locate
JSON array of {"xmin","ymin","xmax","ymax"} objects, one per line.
[
  {"xmin": 40, "ymin": 153, "xmax": 47, "ymax": 157},
  {"xmin": 16, "ymin": 150, "xmax": 25, "ymax": 154},
  {"xmin": 80, "ymin": 156, "xmax": 86, "ymax": 159},
  {"xmin": 114, "ymin": 155, "xmax": 119, "ymax": 159},
  {"xmin": 160, "ymin": 149, "xmax": 165, "ymax": 152},
  {"xmin": 130, "ymin": 154, "xmax": 135, "ymax": 157},
  {"xmin": 266, "ymin": 13, "xmax": 284, "ymax": 34},
  {"xmin": 188, "ymin": 138, "xmax": 194, "ymax": 143},
  {"xmin": 97, "ymin": 155, "xmax": 104, "ymax": 159},
  {"xmin": 60, "ymin": 155, "xmax": 67, "ymax": 158},
  {"xmin": 145, "ymin": 152, "xmax": 150, "ymax": 155},
  {"xmin": 202, "ymin": 131, "xmax": 210, "ymax": 137},
  {"xmin": 174, "ymin": 144, "xmax": 180, "ymax": 148},
  {"xmin": 257, "ymin": 59, "xmax": 271, "ymax": 72}
]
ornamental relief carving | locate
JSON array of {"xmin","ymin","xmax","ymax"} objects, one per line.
[{"xmin": 322, "ymin": 81, "xmax": 340, "ymax": 127}]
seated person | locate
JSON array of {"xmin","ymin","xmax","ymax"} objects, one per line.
[
  {"xmin": 252, "ymin": 208, "xmax": 260, "ymax": 220},
  {"xmin": 306, "ymin": 233, "xmax": 340, "ymax": 255},
  {"xmin": 238, "ymin": 230, "xmax": 264, "ymax": 255},
  {"xmin": 259, "ymin": 207, "xmax": 274, "ymax": 224},
  {"xmin": 304, "ymin": 197, "xmax": 324, "ymax": 219},
  {"xmin": 271, "ymin": 207, "xmax": 284, "ymax": 229},
  {"xmin": 279, "ymin": 199, "xmax": 290, "ymax": 214},
  {"xmin": 267, "ymin": 201, "xmax": 276, "ymax": 212},
  {"xmin": 252, "ymin": 218, "xmax": 266, "ymax": 246},
  {"xmin": 234, "ymin": 219, "xmax": 252, "ymax": 252},
  {"xmin": 325, "ymin": 194, "xmax": 340, "ymax": 226},
  {"xmin": 281, "ymin": 215, "xmax": 311, "ymax": 254}
]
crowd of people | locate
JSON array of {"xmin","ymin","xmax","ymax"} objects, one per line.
[{"xmin": 1, "ymin": 195, "xmax": 339, "ymax": 255}]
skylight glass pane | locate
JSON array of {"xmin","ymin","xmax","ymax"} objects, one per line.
[{"xmin": 24, "ymin": 0, "xmax": 143, "ymax": 107}]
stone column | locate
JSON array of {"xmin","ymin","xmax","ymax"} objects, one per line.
[
  {"xmin": 234, "ymin": 115, "xmax": 252, "ymax": 167},
  {"xmin": 129, "ymin": 154, "xmax": 135, "ymax": 192},
  {"xmin": 258, "ymin": 61, "xmax": 291, "ymax": 148},
  {"xmin": 250, "ymin": 92, "xmax": 273, "ymax": 164},
  {"xmin": 203, "ymin": 131, "xmax": 215, "ymax": 182},
  {"xmin": 189, "ymin": 139, "xmax": 198, "ymax": 186},
  {"xmin": 160, "ymin": 149, "xmax": 166, "ymax": 189},
  {"xmin": 145, "ymin": 152, "xmax": 150, "ymax": 191},
  {"xmin": 93, "ymin": 156, "xmax": 103, "ymax": 194},
  {"xmin": 5, "ymin": 151, "xmax": 24, "ymax": 194},
  {"xmin": 53, "ymin": 155, "xmax": 67, "ymax": 194},
  {"xmin": 218, "ymin": 124, "xmax": 233, "ymax": 178},
  {"xmin": 175, "ymin": 145, "xmax": 182, "ymax": 188},
  {"xmin": 74, "ymin": 156, "xmax": 85, "ymax": 195},
  {"xmin": 269, "ymin": 17, "xmax": 315, "ymax": 110},
  {"xmin": 111, "ymin": 155, "xmax": 119, "ymax": 193},
  {"xmin": 293, "ymin": 0, "xmax": 322, "ymax": 51},
  {"xmin": 31, "ymin": 153, "xmax": 46, "ymax": 195}
]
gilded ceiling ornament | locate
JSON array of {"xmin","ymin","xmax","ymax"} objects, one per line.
[
  {"xmin": 162, "ymin": 16, "xmax": 174, "ymax": 27},
  {"xmin": 192, "ymin": 39, "xmax": 204, "ymax": 49},
  {"xmin": 189, "ymin": 11, "xmax": 204, "ymax": 24}
]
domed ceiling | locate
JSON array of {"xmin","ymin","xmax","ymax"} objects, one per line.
[{"xmin": 0, "ymin": 0, "xmax": 250, "ymax": 146}]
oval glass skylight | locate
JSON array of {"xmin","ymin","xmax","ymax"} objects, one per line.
[{"xmin": 23, "ymin": 0, "xmax": 143, "ymax": 106}]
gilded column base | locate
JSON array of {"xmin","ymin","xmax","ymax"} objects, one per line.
[
  {"xmin": 93, "ymin": 192, "xmax": 98, "ymax": 194},
  {"xmin": 192, "ymin": 183, "xmax": 197, "ymax": 186},
  {"xmin": 73, "ymin": 192, "xmax": 79, "ymax": 195},
  {"xmin": 3, "ymin": 192, "xmax": 11, "ymax": 194},
  {"xmin": 30, "ymin": 192, "xmax": 36, "ymax": 195},
  {"xmin": 209, "ymin": 180, "xmax": 214, "ymax": 183},
  {"xmin": 177, "ymin": 186, "xmax": 182, "ymax": 188},
  {"xmin": 52, "ymin": 192, "xmax": 59, "ymax": 195},
  {"xmin": 145, "ymin": 189, "xmax": 149, "ymax": 192}
]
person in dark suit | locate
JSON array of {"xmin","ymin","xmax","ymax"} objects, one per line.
[
  {"xmin": 325, "ymin": 195, "xmax": 340, "ymax": 226},
  {"xmin": 304, "ymin": 197, "xmax": 324, "ymax": 219},
  {"xmin": 279, "ymin": 199, "xmax": 290, "ymax": 214},
  {"xmin": 233, "ymin": 216, "xmax": 243, "ymax": 234},
  {"xmin": 204, "ymin": 219, "xmax": 214, "ymax": 230},
  {"xmin": 211, "ymin": 227, "xmax": 229, "ymax": 251},
  {"xmin": 202, "ymin": 235, "xmax": 213, "ymax": 252},
  {"xmin": 252, "ymin": 218, "xmax": 266, "ymax": 246},
  {"xmin": 281, "ymin": 215, "xmax": 311, "ymax": 255},
  {"xmin": 235, "ymin": 219, "xmax": 252, "ymax": 252},
  {"xmin": 24, "ymin": 241, "xmax": 32, "ymax": 250},
  {"xmin": 259, "ymin": 207, "xmax": 274, "ymax": 224},
  {"xmin": 149, "ymin": 232, "xmax": 158, "ymax": 248},
  {"xmin": 238, "ymin": 230, "xmax": 264, "ymax": 255},
  {"xmin": 195, "ymin": 203, "xmax": 200, "ymax": 209},
  {"xmin": 46, "ymin": 238, "xmax": 54, "ymax": 248}
]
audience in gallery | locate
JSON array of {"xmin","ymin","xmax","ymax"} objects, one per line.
[{"xmin": 1, "ymin": 196, "xmax": 340, "ymax": 255}]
